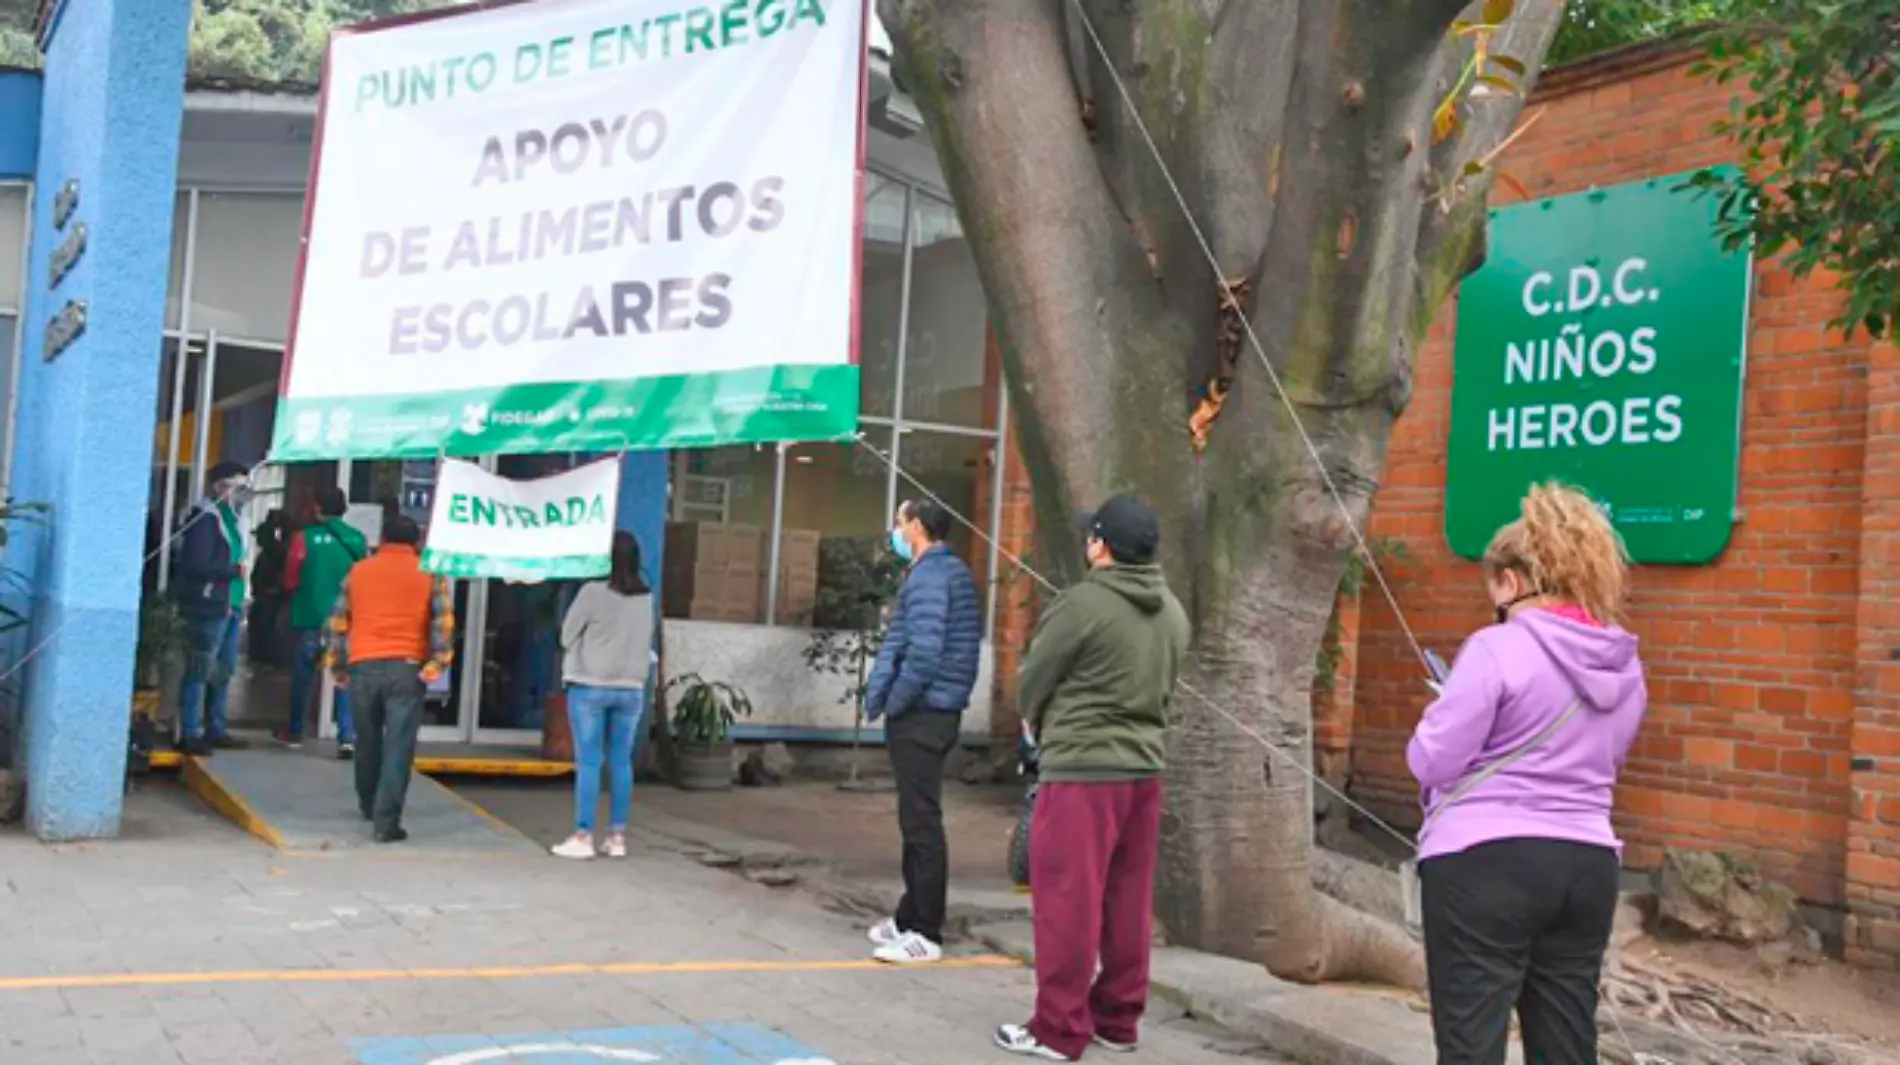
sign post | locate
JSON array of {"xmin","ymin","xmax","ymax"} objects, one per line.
[
  {"xmin": 274, "ymin": 0, "xmax": 869, "ymax": 460},
  {"xmin": 1445, "ymin": 170, "xmax": 1752, "ymax": 565},
  {"xmin": 423, "ymin": 457, "xmax": 621, "ymax": 582}
]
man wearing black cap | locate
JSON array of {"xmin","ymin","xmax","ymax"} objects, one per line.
[{"xmin": 995, "ymin": 495, "xmax": 1191, "ymax": 1062}]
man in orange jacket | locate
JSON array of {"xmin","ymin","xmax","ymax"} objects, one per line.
[{"xmin": 324, "ymin": 515, "xmax": 455, "ymax": 843}]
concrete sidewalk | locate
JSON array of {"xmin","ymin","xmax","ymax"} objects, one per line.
[{"xmin": 0, "ymin": 782, "xmax": 1286, "ymax": 1064}]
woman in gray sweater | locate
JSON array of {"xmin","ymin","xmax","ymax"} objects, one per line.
[{"xmin": 553, "ymin": 531, "xmax": 656, "ymax": 860}]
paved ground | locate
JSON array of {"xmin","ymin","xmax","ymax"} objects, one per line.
[
  {"xmin": 0, "ymin": 780, "xmax": 1288, "ymax": 1065},
  {"xmin": 459, "ymin": 776, "xmax": 1024, "ymax": 889},
  {"xmin": 192, "ymin": 750, "xmax": 539, "ymax": 855}
]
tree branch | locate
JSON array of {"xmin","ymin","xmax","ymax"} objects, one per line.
[
  {"xmin": 878, "ymin": 0, "xmax": 1195, "ymax": 568},
  {"xmin": 1414, "ymin": 0, "xmax": 1567, "ymax": 308}
]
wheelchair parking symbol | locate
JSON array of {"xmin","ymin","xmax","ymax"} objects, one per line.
[{"xmin": 353, "ymin": 1024, "xmax": 837, "ymax": 1065}]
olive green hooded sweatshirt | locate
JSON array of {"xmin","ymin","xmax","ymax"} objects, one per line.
[{"xmin": 1018, "ymin": 564, "xmax": 1191, "ymax": 782}]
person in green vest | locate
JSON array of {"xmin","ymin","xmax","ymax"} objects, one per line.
[
  {"xmin": 280, "ymin": 486, "xmax": 368, "ymax": 757},
  {"xmin": 174, "ymin": 461, "xmax": 254, "ymax": 755}
]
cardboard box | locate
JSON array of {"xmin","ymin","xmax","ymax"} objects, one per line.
[{"xmin": 666, "ymin": 521, "xmax": 765, "ymax": 570}]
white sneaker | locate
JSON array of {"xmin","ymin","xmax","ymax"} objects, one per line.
[
  {"xmin": 1093, "ymin": 1033, "xmax": 1137, "ymax": 1053},
  {"xmin": 872, "ymin": 931, "xmax": 942, "ymax": 965},
  {"xmin": 602, "ymin": 834, "xmax": 628, "ymax": 859},
  {"xmin": 551, "ymin": 833, "xmax": 596, "ymax": 860},
  {"xmin": 867, "ymin": 917, "xmax": 900, "ymax": 946},
  {"xmin": 994, "ymin": 1024, "xmax": 1072, "ymax": 1061}
]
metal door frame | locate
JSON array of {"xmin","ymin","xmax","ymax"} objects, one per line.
[{"xmin": 325, "ymin": 455, "xmax": 538, "ymax": 748}]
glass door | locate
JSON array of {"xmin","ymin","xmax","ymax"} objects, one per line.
[
  {"xmin": 322, "ymin": 458, "xmax": 477, "ymax": 744},
  {"xmin": 471, "ymin": 453, "xmax": 577, "ymax": 746},
  {"xmin": 318, "ymin": 454, "xmax": 587, "ymax": 749}
]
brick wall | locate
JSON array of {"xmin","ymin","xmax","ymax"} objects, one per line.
[
  {"xmin": 976, "ymin": 40, "xmax": 1900, "ymax": 961},
  {"xmin": 1352, "ymin": 47, "xmax": 1874, "ymax": 916},
  {"xmin": 1845, "ymin": 331, "xmax": 1900, "ymax": 964},
  {"xmin": 989, "ymin": 427, "xmax": 1039, "ymax": 749}
]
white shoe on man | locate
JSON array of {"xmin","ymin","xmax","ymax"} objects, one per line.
[
  {"xmin": 871, "ymin": 930, "xmax": 942, "ymax": 965},
  {"xmin": 867, "ymin": 917, "xmax": 900, "ymax": 946}
]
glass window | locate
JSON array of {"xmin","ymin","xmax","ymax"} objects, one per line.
[
  {"xmin": 859, "ymin": 176, "xmax": 907, "ymax": 417},
  {"xmin": 189, "ymin": 192, "xmax": 302, "ymax": 344},
  {"xmin": 0, "ymin": 312, "xmax": 15, "ymax": 490},
  {"xmin": 0, "ymin": 185, "xmax": 26, "ymax": 310},
  {"xmin": 774, "ymin": 428, "xmax": 893, "ymax": 628},
  {"xmin": 663, "ymin": 445, "xmax": 777, "ymax": 623},
  {"xmin": 900, "ymin": 194, "xmax": 989, "ymax": 428},
  {"xmin": 893, "ymin": 429, "xmax": 991, "ymax": 613},
  {"xmin": 165, "ymin": 193, "xmax": 187, "ymax": 330}
]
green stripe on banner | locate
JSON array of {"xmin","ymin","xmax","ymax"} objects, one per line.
[
  {"xmin": 422, "ymin": 550, "xmax": 610, "ymax": 581},
  {"xmin": 269, "ymin": 364, "xmax": 860, "ymax": 460}
]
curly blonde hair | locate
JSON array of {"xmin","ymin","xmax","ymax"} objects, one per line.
[{"xmin": 1482, "ymin": 482, "xmax": 1630, "ymax": 623}]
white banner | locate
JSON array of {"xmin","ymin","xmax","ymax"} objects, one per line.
[
  {"xmin": 422, "ymin": 458, "xmax": 622, "ymax": 581},
  {"xmin": 277, "ymin": 0, "xmax": 868, "ymax": 459}
]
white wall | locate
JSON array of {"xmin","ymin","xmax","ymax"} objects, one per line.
[{"xmin": 664, "ymin": 619, "xmax": 994, "ymax": 744}]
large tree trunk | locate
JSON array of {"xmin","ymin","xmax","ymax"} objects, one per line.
[{"xmin": 880, "ymin": 0, "xmax": 1563, "ymax": 986}]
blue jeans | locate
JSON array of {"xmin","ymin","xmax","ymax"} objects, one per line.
[
  {"xmin": 288, "ymin": 629, "xmax": 353, "ymax": 742},
  {"xmin": 567, "ymin": 684, "xmax": 646, "ymax": 834},
  {"xmin": 178, "ymin": 611, "xmax": 241, "ymax": 743}
]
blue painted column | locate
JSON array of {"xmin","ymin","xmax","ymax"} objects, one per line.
[
  {"xmin": 9, "ymin": 0, "xmax": 191, "ymax": 839},
  {"xmin": 615, "ymin": 450, "xmax": 669, "ymax": 769},
  {"xmin": 616, "ymin": 451, "xmax": 670, "ymax": 587}
]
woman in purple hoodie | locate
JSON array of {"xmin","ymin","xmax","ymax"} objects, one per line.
[{"xmin": 1408, "ymin": 482, "xmax": 1647, "ymax": 1065}]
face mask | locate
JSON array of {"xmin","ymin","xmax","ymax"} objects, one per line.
[{"xmin": 889, "ymin": 528, "xmax": 913, "ymax": 562}]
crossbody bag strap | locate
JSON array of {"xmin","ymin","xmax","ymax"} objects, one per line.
[{"xmin": 1422, "ymin": 695, "xmax": 1583, "ymax": 830}]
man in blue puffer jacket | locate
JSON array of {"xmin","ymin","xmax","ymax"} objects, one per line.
[{"xmin": 864, "ymin": 498, "xmax": 981, "ymax": 965}]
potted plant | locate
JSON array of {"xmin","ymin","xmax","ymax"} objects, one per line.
[
  {"xmin": 666, "ymin": 673, "xmax": 752, "ymax": 791},
  {"xmin": 803, "ymin": 534, "xmax": 904, "ymax": 789},
  {"xmin": 132, "ymin": 596, "xmax": 186, "ymax": 765},
  {"xmin": 136, "ymin": 597, "xmax": 187, "ymax": 697}
]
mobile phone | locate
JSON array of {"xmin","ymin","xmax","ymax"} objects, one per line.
[{"xmin": 1424, "ymin": 649, "xmax": 1450, "ymax": 696}]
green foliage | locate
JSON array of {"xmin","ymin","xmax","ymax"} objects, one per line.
[
  {"xmin": 0, "ymin": 0, "xmax": 37, "ymax": 70},
  {"xmin": 803, "ymin": 534, "xmax": 905, "ymax": 718},
  {"xmin": 136, "ymin": 598, "xmax": 187, "ymax": 690},
  {"xmin": 0, "ymin": 0, "xmax": 462, "ymax": 82},
  {"xmin": 1312, "ymin": 537, "xmax": 1410, "ymax": 697},
  {"xmin": 665, "ymin": 672, "xmax": 753, "ymax": 745},
  {"xmin": 1548, "ymin": 0, "xmax": 1734, "ymax": 66},
  {"xmin": 1682, "ymin": 6, "xmax": 1900, "ymax": 338},
  {"xmin": 190, "ymin": 0, "xmax": 455, "ymax": 84}
]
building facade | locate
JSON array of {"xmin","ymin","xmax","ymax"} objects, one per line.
[
  {"xmin": 0, "ymin": 3, "xmax": 1041, "ymax": 840},
  {"xmin": 1330, "ymin": 42, "xmax": 1900, "ymax": 966}
]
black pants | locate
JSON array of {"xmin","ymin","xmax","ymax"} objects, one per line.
[
  {"xmin": 887, "ymin": 711, "xmax": 961, "ymax": 944},
  {"xmin": 1421, "ymin": 838, "xmax": 1619, "ymax": 1065},
  {"xmin": 352, "ymin": 661, "xmax": 426, "ymax": 835}
]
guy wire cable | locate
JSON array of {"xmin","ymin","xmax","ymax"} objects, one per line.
[{"xmin": 880, "ymin": 5, "xmax": 1713, "ymax": 1054}]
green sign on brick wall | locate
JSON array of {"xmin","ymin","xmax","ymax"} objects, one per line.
[{"xmin": 1445, "ymin": 169, "xmax": 1752, "ymax": 565}]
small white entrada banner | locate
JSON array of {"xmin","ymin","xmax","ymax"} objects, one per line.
[
  {"xmin": 275, "ymin": 0, "xmax": 867, "ymax": 460},
  {"xmin": 422, "ymin": 458, "xmax": 622, "ymax": 582}
]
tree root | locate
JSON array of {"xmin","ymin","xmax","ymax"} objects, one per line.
[
  {"xmin": 1293, "ymin": 893, "xmax": 1427, "ymax": 990},
  {"xmin": 1597, "ymin": 956, "xmax": 1885, "ymax": 1065}
]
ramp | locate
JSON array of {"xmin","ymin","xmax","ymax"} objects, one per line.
[{"xmin": 182, "ymin": 749, "xmax": 540, "ymax": 855}]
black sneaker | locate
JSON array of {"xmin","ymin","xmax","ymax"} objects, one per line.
[
  {"xmin": 209, "ymin": 734, "xmax": 249, "ymax": 751},
  {"xmin": 337, "ymin": 743, "xmax": 355, "ymax": 762},
  {"xmin": 273, "ymin": 732, "xmax": 304, "ymax": 750},
  {"xmin": 374, "ymin": 826, "xmax": 408, "ymax": 844},
  {"xmin": 180, "ymin": 738, "xmax": 214, "ymax": 757}
]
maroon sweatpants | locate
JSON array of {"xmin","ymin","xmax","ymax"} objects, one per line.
[{"xmin": 1028, "ymin": 778, "xmax": 1163, "ymax": 1060}]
